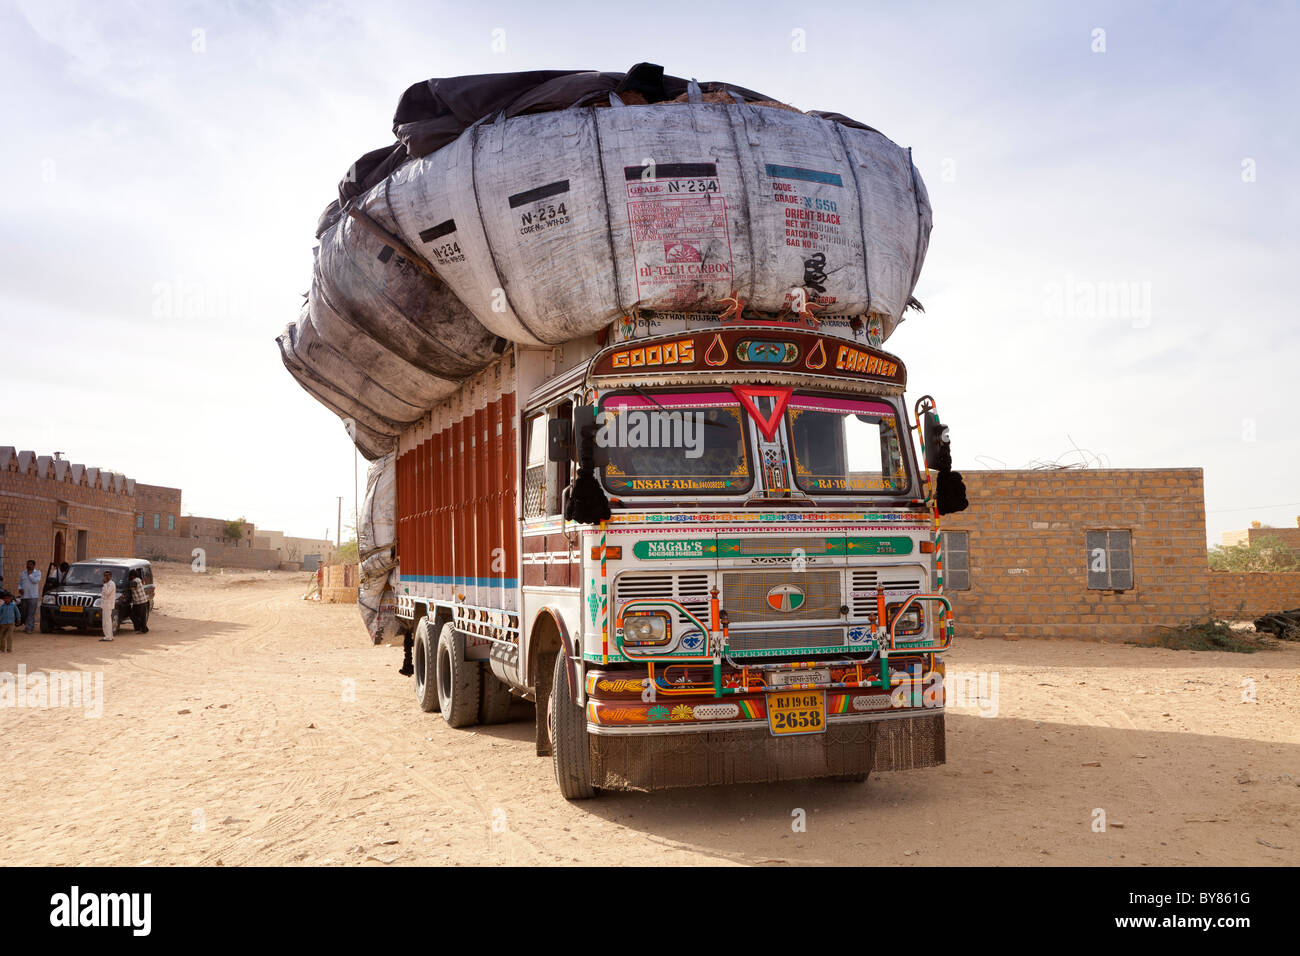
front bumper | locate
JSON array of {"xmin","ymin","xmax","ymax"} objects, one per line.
[
  {"xmin": 42, "ymin": 606, "xmax": 113, "ymax": 627},
  {"xmin": 588, "ymin": 711, "xmax": 944, "ymax": 791}
]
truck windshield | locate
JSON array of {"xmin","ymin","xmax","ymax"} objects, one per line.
[
  {"xmin": 785, "ymin": 394, "xmax": 909, "ymax": 495},
  {"xmin": 599, "ymin": 390, "xmax": 752, "ymax": 495}
]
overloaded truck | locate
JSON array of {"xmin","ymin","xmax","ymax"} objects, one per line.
[{"xmin": 279, "ymin": 64, "xmax": 967, "ymax": 798}]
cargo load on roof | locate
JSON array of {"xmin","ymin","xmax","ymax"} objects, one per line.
[{"xmin": 278, "ymin": 63, "xmax": 933, "ymax": 459}]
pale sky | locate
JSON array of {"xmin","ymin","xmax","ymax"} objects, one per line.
[{"xmin": 1, "ymin": 0, "xmax": 1295, "ymax": 545}]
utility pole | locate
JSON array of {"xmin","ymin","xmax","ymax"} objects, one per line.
[{"xmin": 336, "ymin": 496, "xmax": 343, "ymax": 547}]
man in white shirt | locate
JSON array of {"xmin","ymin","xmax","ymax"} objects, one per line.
[
  {"xmin": 99, "ymin": 570, "xmax": 117, "ymax": 642},
  {"xmin": 18, "ymin": 560, "xmax": 41, "ymax": 634}
]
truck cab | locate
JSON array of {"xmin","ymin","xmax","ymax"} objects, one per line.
[{"xmin": 396, "ymin": 317, "xmax": 965, "ymax": 799}]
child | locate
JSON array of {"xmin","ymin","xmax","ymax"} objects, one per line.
[{"xmin": 0, "ymin": 592, "xmax": 19, "ymax": 653}]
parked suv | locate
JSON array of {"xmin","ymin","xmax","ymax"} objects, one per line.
[{"xmin": 40, "ymin": 559, "xmax": 154, "ymax": 635}]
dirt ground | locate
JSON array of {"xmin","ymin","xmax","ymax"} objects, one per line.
[{"xmin": 1, "ymin": 563, "xmax": 1296, "ymax": 867}]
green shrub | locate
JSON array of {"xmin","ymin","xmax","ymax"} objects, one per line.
[{"xmin": 1207, "ymin": 535, "xmax": 1299, "ymax": 572}]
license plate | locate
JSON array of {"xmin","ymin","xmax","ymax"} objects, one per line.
[
  {"xmin": 767, "ymin": 690, "xmax": 826, "ymax": 736},
  {"xmin": 768, "ymin": 667, "xmax": 830, "ymax": 688},
  {"xmin": 59, "ymin": 605, "xmax": 83, "ymax": 614}
]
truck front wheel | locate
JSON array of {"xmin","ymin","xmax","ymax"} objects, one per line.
[
  {"xmin": 436, "ymin": 623, "xmax": 480, "ymax": 728},
  {"xmin": 413, "ymin": 618, "xmax": 440, "ymax": 713},
  {"xmin": 40, "ymin": 611, "xmax": 54, "ymax": 634},
  {"xmin": 549, "ymin": 651, "xmax": 595, "ymax": 800}
]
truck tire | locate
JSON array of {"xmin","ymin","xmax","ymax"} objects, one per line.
[
  {"xmin": 436, "ymin": 622, "xmax": 480, "ymax": 728},
  {"xmin": 413, "ymin": 618, "xmax": 440, "ymax": 713},
  {"xmin": 549, "ymin": 651, "xmax": 595, "ymax": 800},
  {"xmin": 40, "ymin": 610, "xmax": 54, "ymax": 634},
  {"xmin": 479, "ymin": 669, "xmax": 513, "ymax": 725}
]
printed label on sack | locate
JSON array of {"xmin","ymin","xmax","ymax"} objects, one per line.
[
  {"xmin": 624, "ymin": 163, "xmax": 734, "ymax": 303},
  {"xmin": 767, "ymin": 164, "xmax": 850, "ymax": 307},
  {"xmin": 510, "ymin": 179, "xmax": 573, "ymax": 238}
]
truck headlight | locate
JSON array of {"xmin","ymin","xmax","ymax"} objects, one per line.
[
  {"xmin": 92, "ymin": 597, "xmax": 102, "ymax": 608},
  {"xmin": 621, "ymin": 610, "xmax": 671, "ymax": 648},
  {"xmin": 887, "ymin": 602, "xmax": 924, "ymax": 637},
  {"xmin": 42, "ymin": 594, "xmax": 56, "ymax": 605}
]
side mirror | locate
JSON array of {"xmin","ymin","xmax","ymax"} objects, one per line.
[
  {"xmin": 567, "ymin": 405, "xmax": 612, "ymax": 524},
  {"xmin": 923, "ymin": 412, "xmax": 952, "ymax": 472},
  {"xmin": 573, "ymin": 405, "xmax": 609, "ymax": 468},
  {"xmin": 547, "ymin": 417, "xmax": 572, "ymax": 462}
]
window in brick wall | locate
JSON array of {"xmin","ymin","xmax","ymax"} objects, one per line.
[
  {"xmin": 154, "ymin": 513, "xmax": 160, "ymax": 530},
  {"xmin": 168, "ymin": 515, "xmax": 174, "ymax": 531},
  {"xmin": 1087, "ymin": 530, "xmax": 1133, "ymax": 590},
  {"xmin": 941, "ymin": 531, "xmax": 970, "ymax": 590},
  {"xmin": 136, "ymin": 514, "xmax": 143, "ymax": 529}
]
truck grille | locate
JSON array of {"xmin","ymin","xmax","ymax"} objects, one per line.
[
  {"xmin": 850, "ymin": 569, "xmax": 923, "ymax": 617},
  {"xmin": 728, "ymin": 627, "xmax": 845, "ymax": 652},
  {"xmin": 721, "ymin": 570, "xmax": 839, "ymax": 623},
  {"xmin": 55, "ymin": 594, "xmax": 96, "ymax": 608}
]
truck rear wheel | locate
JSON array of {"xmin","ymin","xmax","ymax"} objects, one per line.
[
  {"xmin": 479, "ymin": 669, "xmax": 513, "ymax": 724},
  {"xmin": 549, "ymin": 651, "xmax": 595, "ymax": 800},
  {"xmin": 413, "ymin": 618, "xmax": 440, "ymax": 713},
  {"xmin": 436, "ymin": 622, "xmax": 480, "ymax": 728}
]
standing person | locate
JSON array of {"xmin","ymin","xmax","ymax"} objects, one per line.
[
  {"xmin": 18, "ymin": 560, "xmax": 41, "ymax": 634},
  {"xmin": 0, "ymin": 592, "xmax": 18, "ymax": 652},
  {"xmin": 54, "ymin": 562, "xmax": 71, "ymax": 586},
  {"xmin": 128, "ymin": 569, "xmax": 150, "ymax": 633},
  {"xmin": 98, "ymin": 569, "xmax": 117, "ymax": 642}
]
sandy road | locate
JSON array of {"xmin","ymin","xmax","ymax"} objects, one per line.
[{"xmin": 0, "ymin": 563, "xmax": 1296, "ymax": 866}]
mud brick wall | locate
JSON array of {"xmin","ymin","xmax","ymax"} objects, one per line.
[
  {"xmin": 134, "ymin": 532, "xmax": 281, "ymax": 570},
  {"xmin": 941, "ymin": 469, "xmax": 1210, "ymax": 641},
  {"xmin": 1208, "ymin": 571, "xmax": 1300, "ymax": 617},
  {"xmin": 0, "ymin": 449, "xmax": 136, "ymax": 587}
]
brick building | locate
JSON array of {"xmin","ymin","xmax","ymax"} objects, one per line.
[
  {"xmin": 0, "ymin": 447, "xmax": 136, "ymax": 589},
  {"xmin": 180, "ymin": 515, "xmax": 257, "ymax": 548},
  {"xmin": 940, "ymin": 468, "xmax": 1215, "ymax": 640},
  {"xmin": 134, "ymin": 483, "xmax": 183, "ymax": 536}
]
